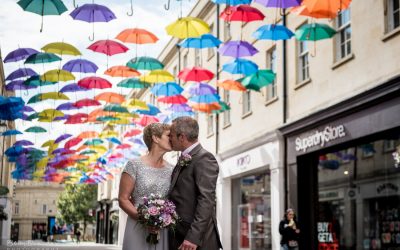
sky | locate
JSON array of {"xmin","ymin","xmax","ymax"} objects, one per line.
[{"xmin": 0, "ymin": 0, "xmax": 197, "ymax": 147}]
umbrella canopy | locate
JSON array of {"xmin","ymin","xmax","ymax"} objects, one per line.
[
  {"xmin": 254, "ymin": 0, "xmax": 302, "ymax": 8},
  {"xmin": 0, "ymin": 96, "xmax": 25, "ymax": 120},
  {"xmin": 239, "ymin": 69, "xmax": 276, "ymax": 91},
  {"xmin": 222, "ymin": 58, "xmax": 259, "ymax": 75},
  {"xmin": 104, "ymin": 66, "xmax": 140, "ymax": 77},
  {"xmin": 24, "ymin": 75, "xmax": 55, "ymax": 87},
  {"xmin": 217, "ymin": 79, "xmax": 247, "ymax": 91},
  {"xmin": 123, "ymin": 99, "xmax": 148, "ymax": 110},
  {"xmin": 158, "ymin": 95, "xmax": 188, "ymax": 104},
  {"xmin": 78, "ymin": 76, "xmax": 112, "ymax": 89},
  {"xmin": 6, "ymin": 80, "xmax": 36, "ymax": 91},
  {"xmin": 220, "ymin": 5, "xmax": 265, "ymax": 23},
  {"xmin": 41, "ymin": 69, "xmax": 75, "ymax": 82},
  {"xmin": 1, "ymin": 130, "xmax": 23, "ymax": 136},
  {"xmin": 124, "ymin": 129, "xmax": 142, "ymax": 138},
  {"xmin": 38, "ymin": 109, "xmax": 64, "ymax": 121},
  {"xmin": 127, "ymin": 56, "xmax": 164, "ymax": 71},
  {"xmin": 212, "ymin": 0, "xmax": 252, "ymax": 5},
  {"xmin": 74, "ymin": 98, "xmax": 101, "ymax": 108},
  {"xmin": 62, "ymin": 59, "xmax": 98, "ymax": 73},
  {"xmin": 55, "ymin": 134, "xmax": 72, "ymax": 143},
  {"xmin": 135, "ymin": 115, "xmax": 160, "ymax": 127},
  {"xmin": 14, "ymin": 140, "xmax": 34, "ymax": 146},
  {"xmin": 94, "ymin": 92, "xmax": 126, "ymax": 104},
  {"xmin": 24, "ymin": 52, "xmax": 61, "ymax": 64},
  {"xmin": 78, "ymin": 131, "xmax": 99, "ymax": 139},
  {"xmin": 178, "ymin": 67, "xmax": 214, "ymax": 82},
  {"xmin": 166, "ymin": 17, "xmax": 210, "ymax": 39},
  {"xmin": 64, "ymin": 137, "xmax": 83, "ymax": 149},
  {"xmin": 56, "ymin": 102, "xmax": 78, "ymax": 111},
  {"xmin": 295, "ymin": 23, "xmax": 337, "ymax": 41},
  {"xmin": 41, "ymin": 42, "xmax": 81, "ymax": 56},
  {"xmin": 60, "ymin": 83, "xmax": 88, "ymax": 93},
  {"xmin": 219, "ymin": 40, "xmax": 259, "ymax": 58},
  {"xmin": 103, "ymin": 104, "xmax": 129, "ymax": 113},
  {"xmin": 17, "ymin": 0, "xmax": 68, "ymax": 32},
  {"xmin": 179, "ymin": 34, "xmax": 222, "ymax": 49},
  {"xmin": 116, "ymin": 28, "xmax": 159, "ymax": 44},
  {"xmin": 87, "ymin": 40, "xmax": 129, "ymax": 56},
  {"xmin": 151, "ymin": 82, "xmax": 183, "ymax": 96},
  {"xmin": 212, "ymin": 101, "xmax": 231, "ymax": 114},
  {"xmin": 189, "ymin": 94, "xmax": 220, "ymax": 104},
  {"xmin": 4, "ymin": 48, "xmax": 38, "ymax": 63},
  {"xmin": 27, "ymin": 92, "xmax": 69, "ymax": 104},
  {"xmin": 65, "ymin": 113, "xmax": 88, "ymax": 124},
  {"xmin": 25, "ymin": 126, "xmax": 47, "ymax": 133},
  {"xmin": 117, "ymin": 78, "xmax": 150, "ymax": 89},
  {"xmin": 6, "ymin": 68, "xmax": 37, "ymax": 81},
  {"xmin": 187, "ymin": 83, "xmax": 217, "ymax": 96},
  {"xmin": 136, "ymin": 104, "xmax": 160, "ymax": 116},
  {"xmin": 301, "ymin": 0, "xmax": 352, "ymax": 19},
  {"xmin": 168, "ymin": 103, "xmax": 193, "ymax": 112},
  {"xmin": 252, "ymin": 24, "xmax": 295, "ymax": 41},
  {"xmin": 191, "ymin": 102, "xmax": 221, "ymax": 113},
  {"xmin": 140, "ymin": 70, "xmax": 175, "ymax": 84}
]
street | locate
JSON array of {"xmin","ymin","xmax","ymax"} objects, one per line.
[{"xmin": 0, "ymin": 241, "xmax": 121, "ymax": 250}]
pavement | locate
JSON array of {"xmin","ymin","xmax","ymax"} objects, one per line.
[{"xmin": 0, "ymin": 240, "xmax": 122, "ymax": 250}]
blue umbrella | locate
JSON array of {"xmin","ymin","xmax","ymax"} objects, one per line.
[
  {"xmin": 60, "ymin": 83, "xmax": 89, "ymax": 93},
  {"xmin": 212, "ymin": 0, "xmax": 252, "ymax": 5},
  {"xmin": 106, "ymin": 137, "xmax": 121, "ymax": 145},
  {"xmin": 2, "ymin": 130, "xmax": 23, "ymax": 136},
  {"xmin": 252, "ymin": 24, "xmax": 294, "ymax": 41},
  {"xmin": 179, "ymin": 34, "xmax": 222, "ymax": 49},
  {"xmin": 5, "ymin": 146, "xmax": 26, "ymax": 157},
  {"xmin": 5, "ymin": 80, "xmax": 36, "ymax": 91},
  {"xmin": 6, "ymin": 68, "xmax": 37, "ymax": 81},
  {"xmin": 14, "ymin": 140, "xmax": 34, "ymax": 147},
  {"xmin": 4, "ymin": 48, "xmax": 38, "ymax": 63},
  {"xmin": 151, "ymin": 82, "xmax": 183, "ymax": 96},
  {"xmin": 137, "ymin": 104, "xmax": 161, "ymax": 116},
  {"xmin": 62, "ymin": 59, "xmax": 98, "ymax": 73},
  {"xmin": 0, "ymin": 96, "xmax": 25, "ymax": 121},
  {"xmin": 222, "ymin": 58, "xmax": 259, "ymax": 75},
  {"xmin": 189, "ymin": 94, "xmax": 221, "ymax": 104}
]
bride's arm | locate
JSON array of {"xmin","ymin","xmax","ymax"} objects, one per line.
[{"xmin": 118, "ymin": 173, "xmax": 139, "ymax": 220}]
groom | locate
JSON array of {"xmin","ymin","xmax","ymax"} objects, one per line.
[{"xmin": 168, "ymin": 116, "xmax": 223, "ymax": 250}]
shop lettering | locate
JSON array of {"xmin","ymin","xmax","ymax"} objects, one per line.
[
  {"xmin": 295, "ymin": 125, "xmax": 346, "ymax": 152},
  {"xmin": 317, "ymin": 222, "xmax": 337, "ymax": 243},
  {"xmin": 376, "ymin": 183, "xmax": 398, "ymax": 193},
  {"xmin": 237, "ymin": 155, "xmax": 250, "ymax": 167}
]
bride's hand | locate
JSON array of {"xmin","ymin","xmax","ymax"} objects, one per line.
[{"xmin": 147, "ymin": 226, "xmax": 159, "ymax": 234}]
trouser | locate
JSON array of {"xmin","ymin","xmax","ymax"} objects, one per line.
[{"xmin": 281, "ymin": 243, "xmax": 299, "ymax": 250}]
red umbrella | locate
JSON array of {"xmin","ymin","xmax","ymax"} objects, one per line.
[
  {"xmin": 74, "ymin": 98, "xmax": 101, "ymax": 108},
  {"xmin": 116, "ymin": 143, "xmax": 133, "ymax": 149},
  {"xmin": 87, "ymin": 39, "xmax": 129, "ymax": 56},
  {"xmin": 65, "ymin": 113, "xmax": 88, "ymax": 124},
  {"xmin": 135, "ymin": 115, "xmax": 159, "ymax": 127},
  {"xmin": 124, "ymin": 128, "xmax": 142, "ymax": 138},
  {"xmin": 64, "ymin": 137, "xmax": 83, "ymax": 149},
  {"xmin": 78, "ymin": 76, "xmax": 112, "ymax": 89},
  {"xmin": 157, "ymin": 95, "xmax": 188, "ymax": 104},
  {"xmin": 220, "ymin": 5, "xmax": 265, "ymax": 23},
  {"xmin": 178, "ymin": 67, "xmax": 214, "ymax": 82}
]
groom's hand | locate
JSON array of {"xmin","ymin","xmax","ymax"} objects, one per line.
[{"xmin": 178, "ymin": 240, "xmax": 197, "ymax": 250}]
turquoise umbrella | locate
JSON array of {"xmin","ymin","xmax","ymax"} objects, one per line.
[
  {"xmin": 24, "ymin": 52, "xmax": 61, "ymax": 64},
  {"xmin": 239, "ymin": 70, "xmax": 276, "ymax": 91},
  {"xmin": 126, "ymin": 57, "xmax": 164, "ymax": 70},
  {"xmin": 295, "ymin": 23, "xmax": 336, "ymax": 41}
]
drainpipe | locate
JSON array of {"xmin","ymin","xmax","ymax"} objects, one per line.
[
  {"xmin": 177, "ymin": 44, "xmax": 181, "ymax": 86},
  {"xmin": 282, "ymin": 9, "xmax": 288, "ymax": 210},
  {"xmin": 215, "ymin": 4, "xmax": 220, "ymax": 154}
]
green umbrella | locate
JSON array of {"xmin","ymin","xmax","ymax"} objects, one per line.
[
  {"xmin": 24, "ymin": 76, "xmax": 56, "ymax": 87},
  {"xmin": 212, "ymin": 101, "xmax": 231, "ymax": 114},
  {"xmin": 96, "ymin": 116, "xmax": 121, "ymax": 122},
  {"xmin": 117, "ymin": 78, "xmax": 150, "ymax": 89},
  {"xmin": 79, "ymin": 150, "xmax": 98, "ymax": 155},
  {"xmin": 27, "ymin": 112, "xmax": 39, "ymax": 121},
  {"xmin": 239, "ymin": 70, "xmax": 276, "ymax": 91},
  {"xmin": 295, "ymin": 23, "xmax": 337, "ymax": 41},
  {"xmin": 103, "ymin": 104, "xmax": 129, "ymax": 113},
  {"xmin": 126, "ymin": 57, "xmax": 164, "ymax": 70},
  {"xmin": 17, "ymin": 0, "xmax": 68, "ymax": 32},
  {"xmin": 84, "ymin": 139, "xmax": 104, "ymax": 146},
  {"xmin": 25, "ymin": 126, "xmax": 47, "ymax": 133},
  {"xmin": 24, "ymin": 52, "xmax": 61, "ymax": 64}
]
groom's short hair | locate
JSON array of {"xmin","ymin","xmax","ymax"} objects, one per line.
[{"xmin": 172, "ymin": 116, "xmax": 199, "ymax": 142}]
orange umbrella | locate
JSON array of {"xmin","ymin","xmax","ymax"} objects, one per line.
[
  {"xmin": 78, "ymin": 131, "xmax": 99, "ymax": 139},
  {"xmin": 300, "ymin": 0, "xmax": 352, "ymax": 19},
  {"xmin": 104, "ymin": 65, "xmax": 140, "ymax": 77},
  {"xmin": 87, "ymin": 108, "xmax": 117, "ymax": 122},
  {"xmin": 116, "ymin": 28, "xmax": 159, "ymax": 44},
  {"xmin": 191, "ymin": 102, "xmax": 221, "ymax": 113},
  {"xmin": 94, "ymin": 92, "xmax": 126, "ymax": 104},
  {"xmin": 217, "ymin": 79, "xmax": 246, "ymax": 91}
]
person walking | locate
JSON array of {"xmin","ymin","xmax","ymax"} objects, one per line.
[{"xmin": 279, "ymin": 208, "xmax": 300, "ymax": 250}]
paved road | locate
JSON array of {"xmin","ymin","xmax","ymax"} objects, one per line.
[{"xmin": 0, "ymin": 241, "xmax": 122, "ymax": 250}]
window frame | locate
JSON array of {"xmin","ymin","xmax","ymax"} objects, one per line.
[
  {"xmin": 265, "ymin": 46, "xmax": 278, "ymax": 102},
  {"xmin": 224, "ymin": 21, "xmax": 231, "ymax": 41},
  {"xmin": 208, "ymin": 23, "xmax": 215, "ymax": 60},
  {"xmin": 297, "ymin": 39, "xmax": 310, "ymax": 83},
  {"xmin": 223, "ymin": 89, "xmax": 231, "ymax": 127},
  {"xmin": 387, "ymin": 0, "xmax": 400, "ymax": 32},
  {"xmin": 242, "ymin": 90, "xmax": 252, "ymax": 117},
  {"xmin": 14, "ymin": 201, "xmax": 19, "ymax": 215},
  {"xmin": 207, "ymin": 114, "xmax": 214, "ymax": 136},
  {"xmin": 335, "ymin": 8, "xmax": 352, "ymax": 61}
]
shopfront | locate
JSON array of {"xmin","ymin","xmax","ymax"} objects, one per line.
[
  {"xmin": 218, "ymin": 134, "xmax": 283, "ymax": 250},
  {"xmin": 280, "ymin": 80, "xmax": 400, "ymax": 250}
]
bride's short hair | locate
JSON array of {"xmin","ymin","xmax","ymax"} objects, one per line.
[{"xmin": 143, "ymin": 123, "xmax": 170, "ymax": 150}]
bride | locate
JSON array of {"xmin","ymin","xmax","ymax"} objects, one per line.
[{"xmin": 119, "ymin": 123, "xmax": 173, "ymax": 250}]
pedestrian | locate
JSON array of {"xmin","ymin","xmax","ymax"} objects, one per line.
[
  {"xmin": 75, "ymin": 230, "xmax": 81, "ymax": 244},
  {"xmin": 279, "ymin": 208, "xmax": 300, "ymax": 250}
]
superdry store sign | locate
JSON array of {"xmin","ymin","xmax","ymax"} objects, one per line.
[{"xmin": 295, "ymin": 125, "xmax": 346, "ymax": 153}]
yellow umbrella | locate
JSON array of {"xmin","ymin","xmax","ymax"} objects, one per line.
[
  {"xmin": 123, "ymin": 98, "xmax": 148, "ymax": 110},
  {"xmin": 32, "ymin": 170, "xmax": 46, "ymax": 180},
  {"xmin": 41, "ymin": 42, "xmax": 82, "ymax": 56},
  {"xmin": 106, "ymin": 118, "xmax": 132, "ymax": 125},
  {"xmin": 28, "ymin": 92, "xmax": 69, "ymax": 104},
  {"xmin": 115, "ymin": 112, "xmax": 139, "ymax": 118},
  {"xmin": 36, "ymin": 158, "xmax": 49, "ymax": 169},
  {"xmin": 99, "ymin": 130, "xmax": 119, "ymax": 139},
  {"xmin": 38, "ymin": 109, "xmax": 64, "ymax": 120},
  {"xmin": 41, "ymin": 140, "xmax": 57, "ymax": 148},
  {"xmin": 139, "ymin": 70, "xmax": 175, "ymax": 83},
  {"xmin": 166, "ymin": 17, "xmax": 210, "ymax": 39},
  {"xmin": 41, "ymin": 69, "xmax": 75, "ymax": 82}
]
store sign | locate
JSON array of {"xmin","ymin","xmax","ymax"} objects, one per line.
[
  {"xmin": 317, "ymin": 222, "xmax": 339, "ymax": 250},
  {"xmin": 295, "ymin": 125, "xmax": 346, "ymax": 152},
  {"xmin": 376, "ymin": 183, "xmax": 398, "ymax": 194},
  {"xmin": 236, "ymin": 154, "xmax": 251, "ymax": 170}
]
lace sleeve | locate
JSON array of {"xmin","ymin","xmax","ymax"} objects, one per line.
[{"xmin": 122, "ymin": 160, "xmax": 138, "ymax": 181}]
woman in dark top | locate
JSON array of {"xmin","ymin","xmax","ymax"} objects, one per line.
[{"xmin": 279, "ymin": 208, "xmax": 300, "ymax": 250}]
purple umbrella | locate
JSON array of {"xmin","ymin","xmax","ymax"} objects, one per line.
[
  {"xmin": 53, "ymin": 115, "xmax": 69, "ymax": 121},
  {"xmin": 188, "ymin": 83, "xmax": 217, "ymax": 95},
  {"xmin": 22, "ymin": 106, "xmax": 36, "ymax": 112},
  {"xmin": 14, "ymin": 140, "xmax": 34, "ymax": 147},
  {"xmin": 55, "ymin": 134, "xmax": 73, "ymax": 144},
  {"xmin": 62, "ymin": 59, "xmax": 98, "ymax": 73},
  {"xmin": 6, "ymin": 68, "xmax": 37, "ymax": 81},
  {"xmin": 4, "ymin": 48, "xmax": 38, "ymax": 63},
  {"xmin": 60, "ymin": 83, "xmax": 89, "ymax": 93},
  {"xmin": 5, "ymin": 80, "xmax": 36, "ymax": 91},
  {"xmin": 56, "ymin": 102, "xmax": 79, "ymax": 111},
  {"xmin": 254, "ymin": 0, "xmax": 301, "ymax": 8},
  {"xmin": 70, "ymin": 4, "xmax": 117, "ymax": 41},
  {"xmin": 219, "ymin": 40, "xmax": 259, "ymax": 58},
  {"xmin": 167, "ymin": 103, "xmax": 193, "ymax": 112}
]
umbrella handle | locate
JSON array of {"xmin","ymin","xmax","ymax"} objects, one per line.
[
  {"xmin": 73, "ymin": 0, "xmax": 79, "ymax": 8},
  {"xmin": 127, "ymin": 0, "xmax": 134, "ymax": 16},
  {"xmin": 89, "ymin": 31, "xmax": 95, "ymax": 41},
  {"xmin": 164, "ymin": 0, "xmax": 170, "ymax": 10}
]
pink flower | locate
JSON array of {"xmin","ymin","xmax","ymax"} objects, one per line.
[
  {"xmin": 148, "ymin": 206, "xmax": 159, "ymax": 216},
  {"xmin": 162, "ymin": 214, "xmax": 172, "ymax": 226}
]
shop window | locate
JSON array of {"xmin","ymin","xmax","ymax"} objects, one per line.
[
  {"xmin": 386, "ymin": 0, "xmax": 400, "ymax": 32},
  {"xmin": 297, "ymin": 40, "xmax": 310, "ymax": 83},
  {"xmin": 335, "ymin": 9, "xmax": 352, "ymax": 61},
  {"xmin": 361, "ymin": 143, "xmax": 376, "ymax": 158},
  {"xmin": 266, "ymin": 47, "xmax": 277, "ymax": 101}
]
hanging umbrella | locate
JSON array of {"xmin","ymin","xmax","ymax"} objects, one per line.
[
  {"xmin": 300, "ymin": 0, "xmax": 352, "ymax": 19},
  {"xmin": 124, "ymin": 129, "xmax": 142, "ymax": 138},
  {"xmin": 217, "ymin": 79, "xmax": 246, "ymax": 91},
  {"xmin": 117, "ymin": 78, "xmax": 150, "ymax": 89},
  {"xmin": 151, "ymin": 82, "xmax": 183, "ymax": 96},
  {"xmin": 74, "ymin": 98, "xmax": 101, "ymax": 108},
  {"xmin": 222, "ymin": 58, "xmax": 259, "ymax": 75},
  {"xmin": 212, "ymin": 0, "xmax": 252, "ymax": 5},
  {"xmin": 189, "ymin": 94, "xmax": 220, "ymax": 104},
  {"xmin": 6, "ymin": 80, "xmax": 36, "ymax": 91},
  {"xmin": 6, "ymin": 68, "xmax": 37, "ymax": 81},
  {"xmin": 41, "ymin": 42, "xmax": 81, "ymax": 56},
  {"xmin": 60, "ymin": 83, "xmax": 88, "ymax": 93},
  {"xmin": 0, "ymin": 96, "xmax": 25, "ymax": 121},
  {"xmin": 140, "ymin": 70, "xmax": 175, "ymax": 84},
  {"xmin": 167, "ymin": 103, "xmax": 193, "ymax": 113},
  {"xmin": 239, "ymin": 69, "xmax": 276, "ymax": 91},
  {"xmin": 41, "ymin": 69, "xmax": 75, "ymax": 82},
  {"xmin": 78, "ymin": 131, "xmax": 99, "ymax": 139},
  {"xmin": 27, "ymin": 92, "xmax": 69, "ymax": 104},
  {"xmin": 220, "ymin": 5, "xmax": 265, "ymax": 23},
  {"xmin": 254, "ymin": 0, "xmax": 301, "ymax": 8},
  {"xmin": 84, "ymin": 138, "xmax": 104, "ymax": 146},
  {"xmin": 104, "ymin": 66, "xmax": 140, "ymax": 78},
  {"xmin": 135, "ymin": 115, "xmax": 160, "ymax": 127},
  {"xmin": 64, "ymin": 137, "xmax": 83, "ymax": 149},
  {"xmin": 78, "ymin": 76, "xmax": 112, "ymax": 89},
  {"xmin": 25, "ymin": 126, "xmax": 47, "ymax": 133},
  {"xmin": 70, "ymin": 3, "xmax": 117, "ymax": 40},
  {"xmin": 65, "ymin": 113, "xmax": 88, "ymax": 124},
  {"xmin": 136, "ymin": 104, "xmax": 161, "ymax": 116},
  {"xmin": 38, "ymin": 109, "xmax": 65, "ymax": 122},
  {"xmin": 94, "ymin": 92, "xmax": 126, "ymax": 104},
  {"xmin": 127, "ymin": 57, "xmax": 164, "ymax": 71},
  {"xmin": 116, "ymin": 28, "xmax": 159, "ymax": 44},
  {"xmin": 4, "ymin": 48, "xmax": 38, "ymax": 63},
  {"xmin": 295, "ymin": 23, "xmax": 337, "ymax": 41},
  {"xmin": 1, "ymin": 130, "xmax": 23, "ymax": 136},
  {"xmin": 99, "ymin": 130, "xmax": 119, "ymax": 139},
  {"xmin": 178, "ymin": 34, "xmax": 222, "ymax": 49},
  {"xmin": 24, "ymin": 52, "xmax": 61, "ymax": 64},
  {"xmin": 54, "ymin": 134, "xmax": 73, "ymax": 143},
  {"xmin": 42, "ymin": 140, "xmax": 57, "ymax": 148},
  {"xmin": 219, "ymin": 40, "xmax": 259, "ymax": 58},
  {"xmin": 17, "ymin": 0, "xmax": 68, "ymax": 32},
  {"xmin": 56, "ymin": 102, "xmax": 79, "ymax": 111},
  {"xmin": 166, "ymin": 17, "xmax": 210, "ymax": 39},
  {"xmin": 158, "ymin": 95, "xmax": 188, "ymax": 104},
  {"xmin": 106, "ymin": 137, "xmax": 121, "ymax": 145},
  {"xmin": 178, "ymin": 67, "xmax": 214, "ymax": 82},
  {"xmin": 103, "ymin": 104, "xmax": 129, "ymax": 113},
  {"xmin": 24, "ymin": 75, "xmax": 55, "ymax": 87},
  {"xmin": 87, "ymin": 39, "xmax": 129, "ymax": 56},
  {"xmin": 252, "ymin": 24, "xmax": 295, "ymax": 41},
  {"xmin": 123, "ymin": 99, "xmax": 148, "ymax": 109},
  {"xmin": 62, "ymin": 59, "xmax": 98, "ymax": 73},
  {"xmin": 212, "ymin": 101, "xmax": 231, "ymax": 114},
  {"xmin": 187, "ymin": 83, "xmax": 217, "ymax": 96},
  {"xmin": 14, "ymin": 140, "xmax": 34, "ymax": 146},
  {"xmin": 191, "ymin": 103, "xmax": 221, "ymax": 113},
  {"xmin": 22, "ymin": 106, "xmax": 36, "ymax": 113}
]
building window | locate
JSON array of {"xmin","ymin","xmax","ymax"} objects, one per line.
[
  {"xmin": 42, "ymin": 204, "xmax": 47, "ymax": 214},
  {"xmin": 207, "ymin": 115, "xmax": 214, "ymax": 136},
  {"xmin": 183, "ymin": 53, "xmax": 188, "ymax": 69},
  {"xmin": 173, "ymin": 65, "xmax": 177, "ymax": 77},
  {"xmin": 149, "ymin": 94, "xmax": 156, "ymax": 105},
  {"xmin": 208, "ymin": 24, "xmax": 215, "ymax": 59},
  {"xmin": 383, "ymin": 140, "xmax": 396, "ymax": 152},
  {"xmin": 14, "ymin": 202, "xmax": 19, "ymax": 214},
  {"xmin": 266, "ymin": 47, "xmax": 277, "ymax": 101},
  {"xmin": 297, "ymin": 40, "xmax": 310, "ymax": 83},
  {"xmin": 335, "ymin": 9, "xmax": 351, "ymax": 60},
  {"xmin": 387, "ymin": 0, "xmax": 400, "ymax": 32},
  {"xmin": 242, "ymin": 90, "xmax": 251, "ymax": 116},
  {"xmin": 223, "ymin": 90, "xmax": 231, "ymax": 126},
  {"xmin": 224, "ymin": 21, "xmax": 231, "ymax": 41},
  {"xmin": 195, "ymin": 49, "xmax": 201, "ymax": 67}
]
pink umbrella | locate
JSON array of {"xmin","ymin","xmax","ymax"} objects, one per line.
[
  {"xmin": 87, "ymin": 39, "xmax": 129, "ymax": 56},
  {"xmin": 78, "ymin": 76, "xmax": 112, "ymax": 89},
  {"xmin": 178, "ymin": 67, "xmax": 215, "ymax": 82}
]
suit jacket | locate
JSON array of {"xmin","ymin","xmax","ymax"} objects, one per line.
[{"xmin": 168, "ymin": 144, "xmax": 222, "ymax": 249}]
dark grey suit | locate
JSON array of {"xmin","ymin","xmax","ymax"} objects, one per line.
[{"xmin": 168, "ymin": 144, "xmax": 223, "ymax": 250}]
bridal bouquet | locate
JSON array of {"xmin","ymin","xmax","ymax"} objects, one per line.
[{"xmin": 137, "ymin": 193, "xmax": 179, "ymax": 245}]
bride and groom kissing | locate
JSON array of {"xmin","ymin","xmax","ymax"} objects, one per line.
[{"xmin": 119, "ymin": 116, "xmax": 223, "ymax": 250}]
